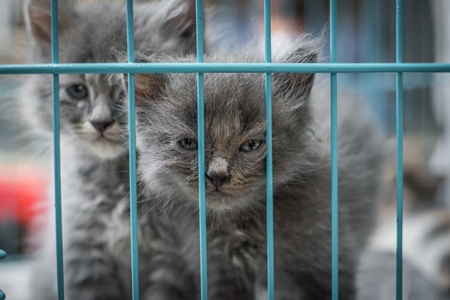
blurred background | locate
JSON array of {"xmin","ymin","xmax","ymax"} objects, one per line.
[{"xmin": 0, "ymin": 0, "xmax": 449, "ymax": 299}]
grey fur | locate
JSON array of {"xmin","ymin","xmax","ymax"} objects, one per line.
[
  {"xmin": 22, "ymin": 0, "xmax": 197, "ymax": 299},
  {"xmin": 22, "ymin": 0, "xmax": 197, "ymax": 159},
  {"xmin": 357, "ymin": 250, "xmax": 445, "ymax": 300},
  {"xmin": 122, "ymin": 38, "xmax": 386, "ymax": 299}
]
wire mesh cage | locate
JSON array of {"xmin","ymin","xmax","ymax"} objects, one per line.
[{"xmin": 0, "ymin": 0, "xmax": 449, "ymax": 299}]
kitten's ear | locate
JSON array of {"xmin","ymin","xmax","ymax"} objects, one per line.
[
  {"xmin": 25, "ymin": 0, "xmax": 74, "ymax": 46},
  {"xmin": 273, "ymin": 38, "xmax": 321, "ymax": 100},
  {"xmin": 122, "ymin": 73, "xmax": 166, "ymax": 106},
  {"xmin": 121, "ymin": 56, "xmax": 167, "ymax": 106},
  {"xmin": 163, "ymin": 0, "xmax": 197, "ymax": 45}
]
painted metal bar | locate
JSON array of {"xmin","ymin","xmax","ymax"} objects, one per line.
[
  {"xmin": 330, "ymin": 0, "xmax": 338, "ymax": 299},
  {"xmin": 195, "ymin": 0, "xmax": 208, "ymax": 299},
  {"xmin": 263, "ymin": 0, "xmax": 275, "ymax": 299},
  {"xmin": 125, "ymin": 1, "xmax": 140, "ymax": 300},
  {"xmin": 50, "ymin": 0, "xmax": 65, "ymax": 299},
  {"xmin": 1, "ymin": 63, "xmax": 449, "ymax": 74},
  {"xmin": 0, "ymin": 249, "xmax": 6, "ymax": 300},
  {"xmin": 396, "ymin": 0, "xmax": 404, "ymax": 299}
]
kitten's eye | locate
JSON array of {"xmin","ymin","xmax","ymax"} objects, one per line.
[
  {"xmin": 67, "ymin": 84, "xmax": 89, "ymax": 99},
  {"xmin": 239, "ymin": 140, "xmax": 264, "ymax": 152},
  {"xmin": 178, "ymin": 138, "xmax": 198, "ymax": 151},
  {"xmin": 180, "ymin": 30, "xmax": 191, "ymax": 39}
]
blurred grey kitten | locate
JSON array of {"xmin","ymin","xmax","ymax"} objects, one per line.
[
  {"xmin": 21, "ymin": 0, "xmax": 197, "ymax": 299},
  {"xmin": 362, "ymin": 138, "xmax": 450, "ymax": 299},
  {"xmin": 121, "ymin": 38, "xmax": 386, "ymax": 300},
  {"xmin": 357, "ymin": 250, "xmax": 445, "ymax": 300}
]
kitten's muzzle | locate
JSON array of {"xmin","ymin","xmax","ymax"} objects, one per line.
[
  {"xmin": 90, "ymin": 119, "xmax": 115, "ymax": 134},
  {"xmin": 206, "ymin": 171, "xmax": 230, "ymax": 189}
]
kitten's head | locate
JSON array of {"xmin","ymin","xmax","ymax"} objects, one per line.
[
  {"xmin": 122, "ymin": 39, "xmax": 319, "ymax": 213},
  {"xmin": 23, "ymin": 0, "xmax": 197, "ymax": 159}
]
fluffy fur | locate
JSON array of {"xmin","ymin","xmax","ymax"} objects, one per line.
[
  {"xmin": 21, "ymin": 0, "xmax": 197, "ymax": 299},
  {"xmin": 365, "ymin": 137, "xmax": 450, "ymax": 299},
  {"xmin": 121, "ymin": 38, "xmax": 386, "ymax": 299},
  {"xmin": 22, "ymin": 0, "xmax": 197, "ymax": 159},
  {"xmin": 357, "ymin": 250, "xmax": 444, "ymax": 300}
]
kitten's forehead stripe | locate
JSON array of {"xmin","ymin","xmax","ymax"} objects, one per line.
[
  {"xmin": 161, "ymin": 72, "xmax": 270, "ymax": 149},
  {"xmin": 90, "ymin": 100, "xmax": 112, "ymax": 123},
  {"xmin": 208, "ymin": 157, "xmax": 229, "ymax": 174},
  {"xmin": 59, "ymin": 74, "xmax": 84, "ymax": 85}
]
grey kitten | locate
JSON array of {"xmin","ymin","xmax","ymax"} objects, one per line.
[
  {"xmin": 23, "ymin": 0, "xmax": 197, "ymax": 159},
  {"xmin": 22, "ymin": 0, "xmax": 197, "ymax": 299},
  {"xmin": 121, "ymin": 38, "xmax": 385, "ymax": 299},
  {"xmin": 357, "ymin": 250, "xmax": 445, "ymax": 300}
]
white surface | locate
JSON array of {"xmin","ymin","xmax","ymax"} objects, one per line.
[{"xmin": 0, "ymin": 259, "xmax": 32, "ymax": 300}]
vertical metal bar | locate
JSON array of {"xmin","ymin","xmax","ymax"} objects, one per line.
[
  {"xmin": 51, "ymin": 0, "xmax": 65, "ymax": 299},
  {"xmin": 396, "ymin": 0, "xmax": 404, "ymax": 299},
  {"xmin": 195, "ymin": 0, "xmax": 208, "ymax": 299},
  {"xmin": 329, "ymin": 0, "xmax": 338, "ymax": 299},
  {"xmin": 263, "ymin": 0, "xmax": 274, "ymax": 299},
  {"xmin": 0, "ymin": 249, "xmax": 7, "ymax": 300},
  {"xmin": 125, "ymin": 1, "xmax": 139, "ymax": 299},
  {"xmin": 373, "ymin": 0, "xmax": 383, "ymax": 124}
]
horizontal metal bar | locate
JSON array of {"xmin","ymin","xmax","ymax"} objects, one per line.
[{"xmin": 1, "ymin": 63, "xmax": 449, "ymax": 74}]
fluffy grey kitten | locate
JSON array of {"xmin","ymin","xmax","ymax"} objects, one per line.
[
  {"xmin": 121, "ymin": 38, "xmax": 385, "ymax": 299},
  {"xmin": 23, "ymin": 0, "xmax": 197, "ymax": 158},
  {"xmin": 22, "ymin": 0, "xmax": 197, "ymax": 299},
  {"xmin": 357, "ymin": 250, "xmax": 445, "ymax": 300}
]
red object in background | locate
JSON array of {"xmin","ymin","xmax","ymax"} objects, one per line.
[{"xmin": 0, "ymin": 166, "xmax": 49, "ymax": 230}]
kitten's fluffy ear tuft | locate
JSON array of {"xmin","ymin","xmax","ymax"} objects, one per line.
[
  {"xmin": 163, "ymin": 0, "xmax": 197, "ymax": 45},
  {"xmin": 25, "ymin": 0, "xmax": 74, "ymax": 46},
  {"xmin": 123, "ymin": 73, "xmax": 165, "ymax": 106},
  {"xmin": 121, "ymin": 55, "xmax": 167, "ymax": 106},
  {"xmin": 273, "ymin": 37, "xmax": 321, "ymax": 100}
]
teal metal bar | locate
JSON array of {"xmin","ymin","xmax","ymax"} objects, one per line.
[
  {"xmin": 0, "ymin": 249, "xmax": 5, "ymax": 300},
  {"xmin": 51, "ymin": 0, "xmax": 65, "ymax": 299},
  {"xmin": 263, "ymin": 0, "xmax": 275, "ymax": 299},
  {"xmin": 195, "ymin": 1, "xmax": 208, "ymax": 299},
  {"xmin": 330, "ymin": 0, "xmax": 338, "ymax": 299},
  {"xmin": 125, "ymin": 1, "xmax": 140, "ymax": 300},
  {"xmin": 396, "ymin": 0, "xmax": 404, "ymax": 299},
  {"xmin": 1, "ymin": 63, "xmax": 449, "ymax": 74}
]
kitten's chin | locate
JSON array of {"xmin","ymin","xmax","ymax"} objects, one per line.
[
  {"xmin": 196, "ymin": 189, "xmax": 258, "ymax": 213},
  {"xmin": 85, "ymin": 139, "xmax": 128, "ymax": 160}
]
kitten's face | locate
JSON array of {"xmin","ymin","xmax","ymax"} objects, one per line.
[
  {"xmin": 27, "ymin": 72, "xmax": 127, "ymax": 158},
  {"xmin": 62, "ymin": 74, "xmax": 127, "ymax": 158},
  {"xmin": 129, "ymin": 45, "xmax": 317, "ymax": 212},
  {"xmin": 136, "ymin": 73, "xmax": 269, "ymax": 211},
  {"xmin": 25, "ymin": 0, "xmax": 197, "ymax": 159}
]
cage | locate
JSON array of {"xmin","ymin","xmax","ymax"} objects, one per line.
[{"xmin": 0, "ymin": 0, "xmax": 449, "ymax": 299}]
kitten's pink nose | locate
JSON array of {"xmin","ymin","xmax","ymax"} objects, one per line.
[
  {"xmin": 206, "ymin": 171, "xmax": 230, "ymax": 189},
  {"xmin": 90, "ymin": 120, "xmax": 114, "ymax": 133}
]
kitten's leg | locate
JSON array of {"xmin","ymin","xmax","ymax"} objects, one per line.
[
  {"xmin": 140, "ymin": 255, "xmax": 196, "ymax": 300},
  {"xmin": 137, "ymin": 217, "xmax": 197, "ymax": 300},
  {"xmin": 254, "ymin": 272, "xmax": 305, "ymax": 300},
  {"xmin": 30, "ymin": 251, "xmax": 58, "ymax": 300},
  {"xmin": 208, "ymin": 270, "xmax": 253, "ymax": 300},
  {"xmin": 63, "ymin": 245, "xmax": 128, "ymax": 300},
  {"xmin": 206, "ymin": 250, "xmax": 254, "ymax": 300},
  {"xmin": 300, "ymin": 251, "xmax": 357, "ymax": 300},
  {"xmin": 30, "ymin": 231, "xmax": 127, "ymax": 300}
]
